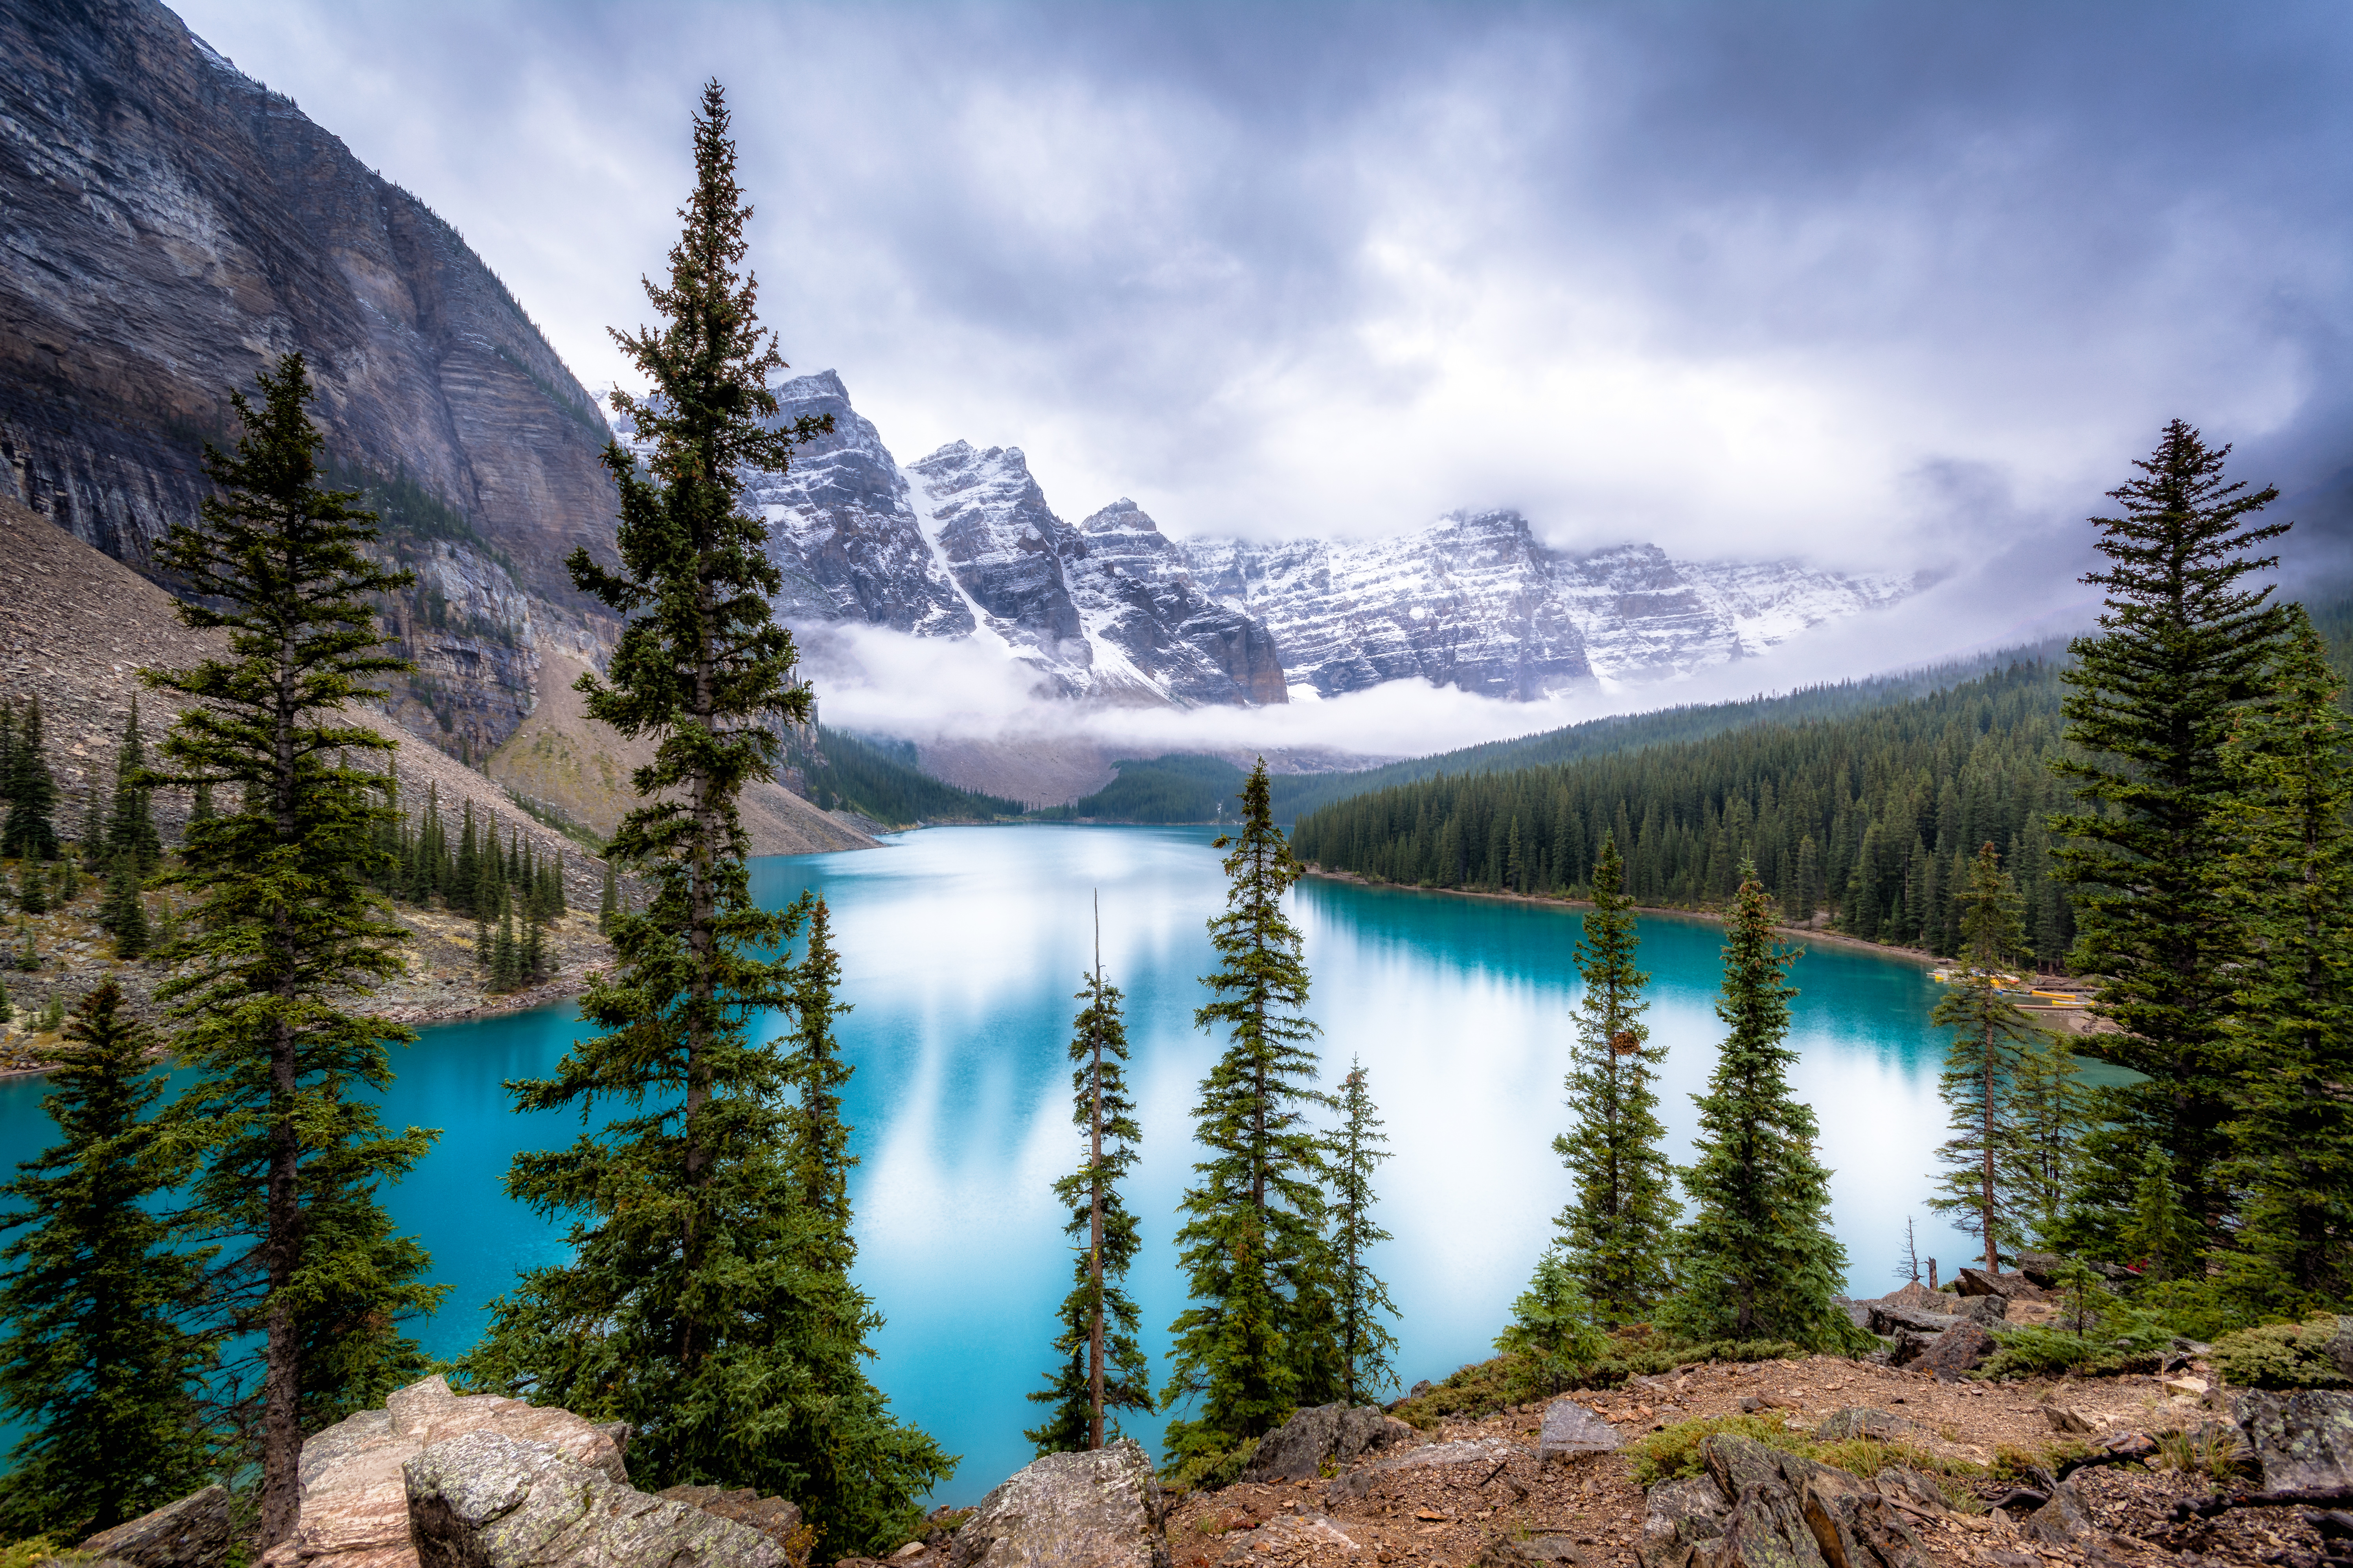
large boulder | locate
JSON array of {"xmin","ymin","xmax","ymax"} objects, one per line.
[
  {"xmin": 1954, "ymin": 1267, "xmax": 2042, "ymax": 1302},
  {"xmin": 949, "ymin": 1437, "xmax": 1168, "ymax": 1568},
  {"xmin": 1536, "ymin": 1399, "xmax": 1621, "ymax": 1460},
  {"xmin": 2233, "ymin": 1389, "xmax": 2353, "ymax": 1492},
  {"xmin": 1907, "ymin": 1321, "xmax": 1996, "ymax": 1381},
  {"xmin": 405, "ymin": 1430, "xmax": 784, "ymax": 1567},
  {"xmin": 1812, "ymin": 1408, "xmax": 1914, "ymax": 1443},
  {"xmin": 1865, "ymin": 1303, "xmax": 1961, "ymax": 1338},
  {"xmin": 74, "ymin": 1485, "xmax": 233, "ymax": 1567},
  {"xmin": 1242, "ymin": 1403, "xmax": 1419, "ymax": 1483},
  {"xmin": 259, "ymin": 1375, "xmax": 631, "ymax": 1568}
]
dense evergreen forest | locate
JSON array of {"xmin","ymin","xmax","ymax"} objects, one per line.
[
  {"xmin": 1291, "ymin": 658, "xmax": 2080, "ymax": 962},
  {"xmin": 1030, "ymin": 753, "xmax": 1249, "ymax": 823}
]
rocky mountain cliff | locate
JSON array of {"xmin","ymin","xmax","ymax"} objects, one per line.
[
  {"xmin": 0, "ymin": 0, "xmax": 622, "ymax": 761},
  {"xmin": 750, "ymin": 374, "xmax": 1918, "ymax": 704}
]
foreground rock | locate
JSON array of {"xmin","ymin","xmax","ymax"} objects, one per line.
[
  {"xmin": 2234, "ymin": 1389, "xmax": 2353, "ymax": 1492},
  {"xmin": 257, "ymin": 1375, "xmax": 628, "ymax": 1567},
  {"xmin": 71, "ymin": 1483, "xmax": 233, "ymax": 1567},
  {"xmin": 949, "ymin": 1437, "xmax": 1169, "ymax": 1568},
  {"xmin": 1887, "ymin": 1320, "xmax": 1995, "ymax": 1381},
  {"xmin": 407, "ymin": 1430, "xmax": 783, "ymax": 1567},
  {"xmin": 1636, "ymin": 1433, "xmax": 1939, "ymax": 1568},
  {"xmin": 1244, "ymin": 1403, "xmax": 1421, "ymax": 1483},
  {"xmin": 1536, "ymin": 1399, "xmax": 1621, "ymax": 1460},
  {"xmin": 658, "ymin": 1486, "xmax": 808, "ymax": 1558}
]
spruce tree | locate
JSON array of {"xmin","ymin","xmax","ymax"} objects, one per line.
[
  {"xmin": 1924, "ymin": 843, "xmax": 2040, "ymax": 1272},
  {"xmin": 598, "ymin": 857, "xmax": 617, "ymax": 933},
  {"xmin": 1323, "ymin": 1059, "xmax": 1398, "ymax": 1407},
  {"xmin": 1164, "ymin": 757, "xmax": 1333, "ymax": 1461},
  {"xmin": 1493, "ymin": 1248, "xmax": 1606, "ymax": 1393},
  {"xmin": 2, "ymin": 698, "xmax": 61, "ymax": 862},
  {"xmin": 1553, "ymin": 836, "xmax": 1676, "ymax": 1322},
  {"xmin": 16, "ymin": 862, "xmax": 46, "ymax": 916},
  {"xmin": 2212, "ymin": 612, "xmax": 2353, "ymax": 1310},
  {"xmin": 1661, "ymin": 862, "xmax": 1860, "ymax": 1348},
  {"xmin": 2051, "ymin": 419, "xmax": 2293, "ymax": 1257},
  {"xmin": 105, "ymin": 697, "xmax": 163, "ymax": 876},
  {"xmin": 102, "ymin": 853, "xmax": 149, "ymax": 960},
  {"xmin": 0, "ymin": 981, "xmax": 219, "ymax": 1539},
  {"xmin": 2004, "ymin": 1032, "xmax": 2087, "ymax": 1249},
  {"xmin": 461, "ymin": 83, "xmax": 947, "ymax": 1557},
  {"xmin": 782, "ymin": 892, "xmax": 855, "ymax": 1263},
  {"xmin": 1027, "ymin": 919, "xmax": 1155, "ymax": 1454},
  {"xmin": 143, "ymin": 352, "xmax": 442, "ymax": 1547}
]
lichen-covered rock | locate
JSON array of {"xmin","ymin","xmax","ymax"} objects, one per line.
[
  {"xmin": 2233, "ymin": 1389, "xmax": 2353, "ymax": 1492},
  {"xmin": 257, "ymin": 1373, "xmax": 631, "ymax": 1568},
  {"xmin": 405, "ymin": 1430, "xmax": 783, "ymax": 1567},
  {"xmin": 1537, "ymin": 1400, "xmax": 1622, "ymax": 1460},
  {"xmin": 1638, "ymin": 1473, "xmax": 1729, "ymax": 1568},
  {"xmin": 1244, "ymin": 1403, "xmax": 1420, "ymax": 1482},
  {"xmin": 1811, "ymin": 1408, "xmax": 1914, "ymax": 1443},
  {"xmin": 74, "ymin": 1484, "xmax": 233, "ymax": 1567},
  {"xmin": 657, "ymin": 1486, "xmax": 807, "ymax": 1562},
  {"xmin": 949, "ymin": 1437, "xmax": 1168, "ymax": 1568},
  {"xmin": 1793, "ymin": 1477, "xmax": 1937, "ymax": 1568},
  {"xmin": 2021, "ymin": 1478, "xmax": 2095, "ymax": 1547}
]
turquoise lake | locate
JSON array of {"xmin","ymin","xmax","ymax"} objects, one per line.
[{"xmin": 0, "ymin": 824, "xmax": 1985, "ymax": 1503}]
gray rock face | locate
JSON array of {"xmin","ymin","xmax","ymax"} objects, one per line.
[
  {"xmin": 1244, "ymin": 1403, "xmax": 1422, "ymax": 1483},
  {"xmin": 1954, "ymin": 1267, "xmax": 2042, "ymax": 1301},
  {"xmin": 2020, "ymin": 1478, "xmax": 2095, "ymax": 1547},
  {"xmin": 949, "ymin": 1438, "xmax": 1167, "ymax": 1568},
  {"xmin": 1637, "ymin": 1473, "xmax": 1730, "ymax": 1566},
  {"xmin": 405, "ymin": 1429, "xmax": 784, "ymax": 1568},
  {"xmin": 74, "ymin": 1483, "xmax": 232, "ymax": 1567},
  {"xmin": 1812, "ymin": 1408, "xmax": 1915, "ymax": 1443},
  {"xmin": 2234, "ymin": 1389, "xmax": 2353, "ymax": 1492},
  {"xmin": 1537, "ymin": 1400, "xmax": 1622, "ymax": 1460},
  {"xmin": 746, "ymin": 373, "xmax": 973, "ymax": 637}
]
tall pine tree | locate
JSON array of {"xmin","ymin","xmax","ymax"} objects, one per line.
[
  {"xmin": 1027, "ymin": 912, "xmax": 1155, "ymax": 1453},
  {"xmin": 2, "ymin": 698, "xmax": 61, "ymax": 862},
  {"xmin": 462, "ymin": 83, "xmax": 947, "ymax": 1558},
  {"xmin": 2212, "ymin": 610, "xmax": 2353, "ymax": 1310},
  {"xmin": 105, "ymin": 697, "xmax": 163, "ymax": 875},
  {"xmin": 1924, "ymin": 843, "xmax": 2041, "ymax": 1272},
  {"xmin": 145, "ymin": 352, "xmax": 442, "ymax": 1547},
  {"xmin": 1661, "ymin": 862, "xmax": 1860, "ymax": 1349},
  {"xmin": 1323, "ymin": 1059, "xmax": 1398, "ymax": 1408},
  {"xmin": 0, "ymin": 981, "xmax": 219, "ymax": 1540},
  {"xmin": 1165, "ymin": 757, "xmax": 1333, "ymax": 1462},
  {"xmin": 782, "ymin": 891, "xmax": 855, "ymax": 1268},
  {"xmin": 1553, "ymin": 836, "xmax": 1677, "ymax": 1323},
  {"xmin": 2051, "ymin": 419, "xmax": 2292, "ymax": 1261}
]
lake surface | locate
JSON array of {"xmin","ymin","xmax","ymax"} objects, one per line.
[{"xmin": 0, "ymin": 824, "xmax": 1989, "ymax": 1503}]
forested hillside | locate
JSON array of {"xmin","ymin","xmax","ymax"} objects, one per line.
[
  {"xmin": 791, "ymin": 726, "xmax": 1024, "ymax": 825},
  {"xmin": 1292, "ymin": 658, "xmax": 2078, "ymax": 963},
  {"xmin": 1271, "ymin": 645, "xmax": 2063, "ymax": 821}
]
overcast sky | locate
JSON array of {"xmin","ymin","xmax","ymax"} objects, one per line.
[{"xmin": 176, "ymin": 0, "xmax": 2353, "ymax": 583}]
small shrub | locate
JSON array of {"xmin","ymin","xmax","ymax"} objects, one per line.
[
  {"xmin": 2210, "ymin": 1317, "xmax": 2353, "ymax": 1390},
  {"xmin": 1162, "ymin": 1435, "xmax": 1259, "ymax": 1494},
  {"xmin": 2156, "ymin": 1425, "xmax": 2253, "ymax": 1481}
]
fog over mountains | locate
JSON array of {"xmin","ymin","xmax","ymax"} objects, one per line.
[{"xmin": 739, "ymin": 372, "xmax": 1925, "ymax": 712}]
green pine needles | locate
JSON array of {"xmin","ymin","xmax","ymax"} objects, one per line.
[
  {"xmin": 105, "ymin": 697, "xmax": 163, "ymax": 875},
  {"xmin": 1662, "ymin": 862, "xmax": 1861, "ymax": 1350},
  {"xmin": 1324, "ymin": 1059, "xmax": 1399, "ymax": 1407},
  {"xmin": 2, "ymin": 697, "xmax": 61, "ymax": 862},
  {"xmin": 1165, "ymin": 757, "xmax": 1335, "ymax": 1461},
  {"xmin": 1925, "ymin": 843, "xmax": 2043, "ymax": 1271},
  {"xmin": 0, "ymin": 981, "xmax": 219, "ymax": 1540},
  {"xmin": 1027, "ymin": 918, "xmax": 1155, "ymax": 1454},
  {"xmin": 144, "ymin": 350, "xmax": 442, "ymax": 1548},
  {"xmin": 461, "ymin": 82, "xmax": 947, "ymax": 1557},
  {"xmin": 1553, "ymin": 836, "xmax": 1677, "ymax": 1323},
  {"xmin": 2053, "ymin": 419, "xmax": 2294, "ymax": 1259},
  {"xmin": 2211, "ymin": 611, "xmax": 2353, "ymax": 1310}
]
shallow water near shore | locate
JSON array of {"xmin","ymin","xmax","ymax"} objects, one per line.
[{"xmin": 0, "ymin": 824, "xmax": 2004, "ymax": 1504}]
